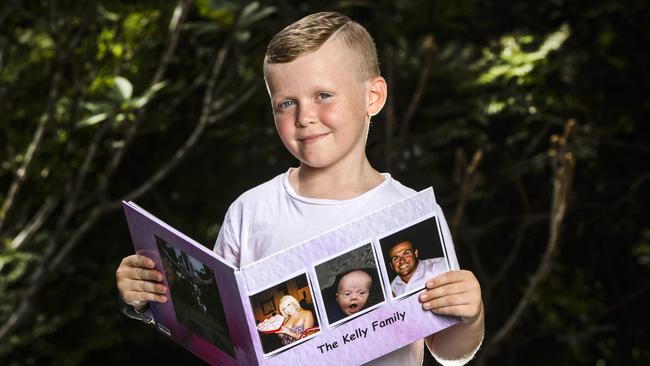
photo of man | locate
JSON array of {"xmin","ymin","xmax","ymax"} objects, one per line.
[
  {"xmin": 379, "ymin": 216, "xmax": 449, "ymax": 298},
  {"xmin": 388, "ymin": 240, "xmax": 447, "ymax": 296}
]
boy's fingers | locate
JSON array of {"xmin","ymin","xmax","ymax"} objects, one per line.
[
  {"xmin": 126, "ymin": 290, "xmax": 167, "ymax": 304},
  {"xmin": 425, "ymin": 270, "xmax": 466, "ymax": 289},
  {"xmin": 131, "ymin": 267, "xmax": 163, "ymax": 282},
  {"xmin": 419, "ymin": 283, "xmax": 466, "ymax": 302},
  {"xmin": 421, "ymin": 294, "xmax": 468, "ymax": 311},
  {"xmin": 426, "ymin": 304, "xmax": 471, "ymax": 317},
  {"xmin": 136, "ymin": 280, "xmax": 168, "ymax": 294},
  {"xmin": 123, "ymin": 254, "xmax": 155, "ymax": 269},
  {"xmin": 426, "ymin": 302, "xmax": 483, "ymax": 324}
]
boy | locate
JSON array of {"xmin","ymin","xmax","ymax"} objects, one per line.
[
  {"xmin": 336, "ymin": 269, "xmax": 372, "ymax": 316},
  {"xmin": 116, "ymin": 11, "xmax": 484, "ymax": 365}
]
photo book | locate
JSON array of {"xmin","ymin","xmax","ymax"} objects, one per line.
[{"xmin": 122, "ymin": 187, "xmax": 460, "ymax": 365}]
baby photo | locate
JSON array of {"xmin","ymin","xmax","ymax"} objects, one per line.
[
  {"xmin": 248, "ymin": 273, "xmax": 321, "ymax": 355},
  {"xmin": 379, "ymin": 216, "xmax": 449, "ymax": 300},
  {"xmin": 314, "ymin": 243, "xmax": 385, "ymax": 325}
]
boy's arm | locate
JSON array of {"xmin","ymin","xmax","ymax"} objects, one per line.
[{"xmin": 419, "ymin": 270, "xmax": 484, "ymax": 365}]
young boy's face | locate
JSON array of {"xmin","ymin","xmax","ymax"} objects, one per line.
[
  {"xmin": 264, "ymin": 36, "xmax": 385, "ymax": 170},
  {"xmin": 336, "ymin": 270, "xmax": 372, "ymax": 316}
]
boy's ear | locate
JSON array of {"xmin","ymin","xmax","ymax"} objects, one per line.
[{"xmin": 366, "ymin": 76, "xmax": 387, "ymax": 117}]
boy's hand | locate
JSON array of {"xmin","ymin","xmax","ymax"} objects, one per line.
[
  {"xmin": 418, "ymin": 270, "xmax": 482, "ymax": 324},
  {"xmin": 116, "ymin": 254, "xmax": 168, "ymax": 311}
]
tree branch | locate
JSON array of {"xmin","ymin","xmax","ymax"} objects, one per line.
[
  {"xmin": 0, "ymin": 70, "xmax": 62, "ymax": 234},
  {"xmin": 10, "ymin": 196, "xmax": 59, "ymax": 250},
  {"xmin": 395, "ymin": 35, "xmax": 437, "ymax": 156},
  {"xmin": 100, "ymin": 0, "xmax": 192, "ymax": 192},
  {"xmin": 115, "ymin": 40, "xmax": 232, "ymax": 206},
  {"xmin": 61, "ymin": 117, "xmax": 114, "ymax": 222},
  {"xmin": 0, "ymin": 0, "xmax": 193, "ymax": 342},
  {"xmin": 207, "ymin": 81, "xmax": 262, "ymax": 124},
  {"xmin": 450, "ymin": 148, "xmax": 483, "ymax": 240},
  {"xmin": 0, "ymin": 205, "xmax": 106, "ymax": 341},
  {"xmin": 481, "ymin": 119, "xmax": 576, "ymax": 357}
]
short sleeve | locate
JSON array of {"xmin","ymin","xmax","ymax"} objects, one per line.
[{"xmin": 213, "ymin": 206, "xmax": 241, "ymax": 268}]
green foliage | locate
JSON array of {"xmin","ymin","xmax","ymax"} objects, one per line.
[{"xmin": 476, "ymin": 24, "xmax": 570, "ymax": 85}]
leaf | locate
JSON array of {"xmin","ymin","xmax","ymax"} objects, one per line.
[
  {"xmin": 78, "ymin": 113, "xmax": 108, "ymax": 127},
  {"xmin": 129, "ymin": 80, "xmax": 167, "ymax": 109},
  {"xmin": 238, "ymin": 2, "xmax": 275, "ymax": 28},
  {"xmin": 98, "ymin": 5, "xmax": 119, "ymax": 22},
  {"xmin": 113, "ymin": 76, "xmax": 133, "ymax": 101},
  {"xmin": 82, "ymin": 101, "xmax": 113, "ymax": 113}
]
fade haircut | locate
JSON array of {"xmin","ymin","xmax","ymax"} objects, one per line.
[{"xmin": 265, "ymin": 12, "xmax": 380, "ymax": 81}]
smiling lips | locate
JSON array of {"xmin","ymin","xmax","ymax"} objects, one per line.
[{"xmin": 298, "ymin": 132, "xmax": 330, "ymax": 143}]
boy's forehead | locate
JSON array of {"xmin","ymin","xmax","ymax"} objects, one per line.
[{"xmin": 263, "ymin": 36, "xmax": 363, "ymax": 91}]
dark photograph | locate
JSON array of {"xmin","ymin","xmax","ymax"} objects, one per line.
[{"xmin": 154, "ymin": 235, "xmax": 235, "ymax": 357}]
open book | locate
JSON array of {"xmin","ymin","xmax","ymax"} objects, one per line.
[{"xmin": 122, "ymin": 188, "xmax": 459, "ymax": 365}]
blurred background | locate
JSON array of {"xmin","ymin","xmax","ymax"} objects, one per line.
[{"xmin": 1, "ymin": 0, "xmax": 648, "ymax": 365}]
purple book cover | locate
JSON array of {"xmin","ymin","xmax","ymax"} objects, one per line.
[
  {"xmin": 122, "ymin": 187, "xmax": 459, "ymax": 365},
  {"xmin": 122, "ymin": 201, "xmax": 256, "ymax": 365}
]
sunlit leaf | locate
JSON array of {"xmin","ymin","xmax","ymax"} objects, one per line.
[
  {"xmin": 113, "ymin": 76, "xmax": 133, "ymax": 101},
  {"xmin": 238, "ymin": 2, "xmax": 275, "ymax": 28},
  {"xmin": 82, "ymin": 101, "xmax": 113, "ymax": 113},
  {"xmin": 129, "ymin": 81, "xmax": 167, "ymax": 109},
  {"xmin": 78, "ymin": 113, "xmax": 108, "ymax": 127}
]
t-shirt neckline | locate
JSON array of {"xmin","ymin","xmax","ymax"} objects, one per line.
[{"xmin": 282, "ymin": 168, "xmax": 392, "ymax": 205}]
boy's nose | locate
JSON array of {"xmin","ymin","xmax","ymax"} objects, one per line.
[{"xmin": 296, "ymin": 104, "xmax": 317, "ymax": 127}]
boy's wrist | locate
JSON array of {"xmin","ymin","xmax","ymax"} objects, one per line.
[{"xmin": 461, "ymin": 304, "xmax": 484, "ymax": 327}]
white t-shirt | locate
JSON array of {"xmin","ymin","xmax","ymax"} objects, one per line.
[{"xmin": 214, "ymin": 169, "xmax": 456, "ymax": 365}]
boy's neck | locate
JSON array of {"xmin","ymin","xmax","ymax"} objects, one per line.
[{"xmin": 289, "ymin": 159, "xmax": 384, "ymax": 200}]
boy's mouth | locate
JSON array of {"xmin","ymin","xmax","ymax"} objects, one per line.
[
  {"xmin": 348, "ymin": 303, "xmax": 359, "ymax": 313},
  {"xmin": 298, "ymin": 132, "xmax": 330, "ymax": 143}
]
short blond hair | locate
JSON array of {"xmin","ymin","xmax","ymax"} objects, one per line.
[
  {"xmin": 265, "ymin": 12, "xmax": 380, "ymax": 81},
  {"xmin": 279, "ymin": 295, "xmax": 303, "ymax": 317}
]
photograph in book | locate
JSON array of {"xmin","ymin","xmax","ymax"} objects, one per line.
[
  {"xmin": 249, "ymin": 273, "xmax": 322, "ymax": 355},
  {"xmin": 378, "ymin": 216, "xmax": 450, "ymax": 300},
  {"xmin": 314, "ymin": 242, "xmax": 386, "ymax": 326},
  {"xmin": 154, "ymin": 235, "xmax": 235, "ymax": 357}
]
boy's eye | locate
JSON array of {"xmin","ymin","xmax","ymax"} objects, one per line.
[
  {"xmin": 316, "ymin": 92, "xmax": 332, "ymax": 100},
  {"xmin": 277, "ymin": 100, "xmax": 295, "ymax": 110}
]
